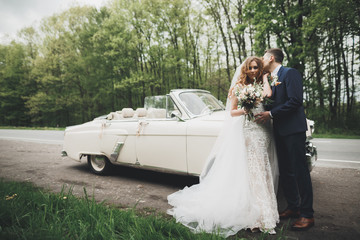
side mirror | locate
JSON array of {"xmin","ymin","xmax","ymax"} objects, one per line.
[{"xmin": 171, "ymin": 110, "xmax": 185, "ymax": 122}]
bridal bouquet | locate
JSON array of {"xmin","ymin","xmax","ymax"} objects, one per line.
[{"xmin": 234, "ymin": 80, "xmax": 263, "ymax": 120}]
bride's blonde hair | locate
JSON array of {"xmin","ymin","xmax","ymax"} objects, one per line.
[{"xmin": 228, "ymin": 56, "xmax": 264, "ymax": 96}]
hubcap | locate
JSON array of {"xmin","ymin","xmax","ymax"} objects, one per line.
[{"xmin": 91, "ymin": 155, "xmax": 105, "ymax": 172}]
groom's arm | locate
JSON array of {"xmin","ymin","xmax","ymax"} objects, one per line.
[{"xmin": 271, "ymin": 68, "xmax": 303, "ymax": 118}]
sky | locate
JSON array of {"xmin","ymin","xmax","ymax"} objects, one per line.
[{"xmin": 0, "ymin": 0, "xmax": 107, "ymax": 44}]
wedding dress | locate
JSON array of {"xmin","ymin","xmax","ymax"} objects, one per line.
[{"xmin": 167, "ymin": 66, "xmax": 279, "ymax": 237}]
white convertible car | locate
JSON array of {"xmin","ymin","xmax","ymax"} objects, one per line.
[{"xmin": 62, "ymin": 89, "xmax": 317, "ymax": 175}]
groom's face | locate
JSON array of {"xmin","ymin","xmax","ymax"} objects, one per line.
[{"xmin": 262, "ymin": 53, "xmax": 272, "ymax": 72}]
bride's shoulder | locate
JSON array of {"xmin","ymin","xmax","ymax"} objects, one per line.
[
  {"xmin": 234, "ymin": 82, "xmax": 244, "ymax": 90},
  {"xmin": 228, "ymin": 83, "xmax": 242, "ymax": 98}
]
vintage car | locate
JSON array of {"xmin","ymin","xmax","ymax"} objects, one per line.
[{"xmin": 62, "ymin": 89, "xmax": 317, "ymax": 175}]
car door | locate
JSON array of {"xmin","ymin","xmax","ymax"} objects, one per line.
[
  {"xmin": 100, "ymin": 120, "xmax": 138, "ymax": 164},
  {"xmin": 135, "ymin": 119, "xmax": 188, "ymax": 174}
]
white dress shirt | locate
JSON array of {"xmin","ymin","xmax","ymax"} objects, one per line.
[{"xmin": 272, "ymin": 65, "xmax": 282, "ymax": 77}]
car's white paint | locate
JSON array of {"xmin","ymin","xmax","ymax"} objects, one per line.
[{"xmin": 63, "ymin": 89, "xmax": 225, "ymax": 175}]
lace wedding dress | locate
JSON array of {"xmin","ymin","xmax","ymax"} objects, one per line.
[
  {"xmin": 167, "ymin": 104, "xmax": 279, "ymax": 237},
  {"xmin": 167, "ymin": 65, "xmax": 279, "ymax": 237},
  {"xmin": 242, "ymin": 104, "xmax": 279, "ymax": 232}
]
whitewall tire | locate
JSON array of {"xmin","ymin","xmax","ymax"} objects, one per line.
[{"xmin": 87, "ymin": 155, "xmax": 112, "ymax": 175}]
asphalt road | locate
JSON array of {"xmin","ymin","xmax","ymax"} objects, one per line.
[
  {"xmin": 312, "ymin": 138, "xmax": 360, "ymax": 169},
  {"xmin": 0, "ymin": 129, "xmax": 64, "ymax": 144},
  {"xmin": 0, "ymin": 129, "xmax": 359, "ymax": 240}
]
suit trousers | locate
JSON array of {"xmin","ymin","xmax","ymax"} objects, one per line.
[{"xmin": 274, "ymin": 131, "xmax": 314, "ymax": 218}]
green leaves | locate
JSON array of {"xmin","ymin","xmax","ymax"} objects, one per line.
[{"xmin": 0, "ymin": 0, "xmax": 358, "ymax": 132}]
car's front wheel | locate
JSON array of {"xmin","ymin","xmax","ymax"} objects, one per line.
[{"xmin": 87, "ymin": 155, "xmax": 112, "ymax": 175}]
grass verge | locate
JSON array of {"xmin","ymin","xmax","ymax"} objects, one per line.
[
  {"xmin": 0, "ymin": 180, "xmax": 286, "ymax": 240},
  {"xmin": 312, "ymin": 133, "xmax": 360, "ymax": 139},
  {"xmin": 0, "ymin": 126, "xmax": 65, "ymax": 131}
]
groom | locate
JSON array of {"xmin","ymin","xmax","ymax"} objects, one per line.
[{"xmin": 255, "ymin": 48, "xmax": 314, "ymax": 230}]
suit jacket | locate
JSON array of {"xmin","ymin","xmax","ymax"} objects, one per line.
[{"xmin": 270, "ymin": 66, "xmax": 307, "ymax": 136}]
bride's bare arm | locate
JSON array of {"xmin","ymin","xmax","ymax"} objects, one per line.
[
  {"xmin": 262, "ymin": 73, "xmax": 272, "ymax": 98},
  {"xmin": 230, "ymin": 92, "xmax": 246, "ymax": 117}
]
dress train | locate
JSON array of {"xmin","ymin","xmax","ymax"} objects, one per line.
[{"xmin": 167, "ymin": 109, "xmax": 279, "ymax": 237}]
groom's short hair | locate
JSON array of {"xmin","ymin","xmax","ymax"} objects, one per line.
[{"xmin": 265, "ymin": 48, "xmax": 284, "ymax": 63}]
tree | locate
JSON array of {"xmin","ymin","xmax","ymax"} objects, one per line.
[{"xmin": 0, "ymin": 42, "xmax": 33, "ymax": 125}]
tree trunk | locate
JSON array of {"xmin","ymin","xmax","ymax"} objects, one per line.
[
  {"xmin": 339, "ymin": 29, "xmax": 350, "ymax": 119},
  {"xmin": 207, "ymin": 0, "xmax": 231, "ymax": 82},
  {"xmin": 334, "ymin": 34, "xmax": 341, "ymax": 122},
  {"xmin": 313, "ymin": 45, "xmax": 325, "ymax": 111},
  {"xmin": 220, "ymin": 0, "xmax": 237, "ymax": 69},
  {"xmin": 349, "ymin": 34, "xmax": 355, "ymax": 113}
]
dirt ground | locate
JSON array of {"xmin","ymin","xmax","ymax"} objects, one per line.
[{"xmin": 0, "ymin": 139, "xmax": 359, "ymax": 239}]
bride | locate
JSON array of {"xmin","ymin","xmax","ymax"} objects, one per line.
[{"xmin": 167, "ymin": 56, "xmax": 279, "ymax": 237}]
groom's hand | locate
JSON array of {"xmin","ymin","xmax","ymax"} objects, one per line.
[{"xmin": 254, "ymin": 111, "xmax": 271, "ymax": 124}]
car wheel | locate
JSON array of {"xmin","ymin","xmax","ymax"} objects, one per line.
[
  {"xmin": 87, "ymin": 155, "xmax": 112, "ymax": 175},
  {"xmin": 311, "ymin": 147, "xmax": 318, "ymax": 170},
  {"xmin": 306, "ymin": 145, "xmax": 317, "ymax": 172}
]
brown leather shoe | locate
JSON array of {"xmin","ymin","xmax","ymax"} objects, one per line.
[
  {"xmin": 279, "ymin": 209, "xmax": 300, "ymax": 219},
  {"xmin": 291, "ymin": 217, "xmax": 315, "ymax": 231}
]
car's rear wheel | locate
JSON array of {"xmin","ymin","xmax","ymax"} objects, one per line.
[
  {"xmin": 306, "ymin": 142, "xmax": 317, "ymax": 172},
  {"xmin": 87, "ymin": 155, "xmax": 112, "ymax": 175}
]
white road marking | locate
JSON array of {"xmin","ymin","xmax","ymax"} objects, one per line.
[{"xmin": 318, "ymin": 159, "xmax": 360, "ymax": 164}]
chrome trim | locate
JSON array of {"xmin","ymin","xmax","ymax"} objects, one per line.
[
  {"xmin": 110, "ymin": 142, "xmax": 124, "ymax": 162},
  {"xmin": 110, "ymin": 160, "xmax": 194, "ymax": 176},
  {"xmin": 170, "ymin": 89, "xmax": 210, "ymax": 94}
]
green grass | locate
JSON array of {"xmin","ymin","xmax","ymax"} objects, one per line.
[
  {"xmin": 312, "ymin": 133, "xmax": 360, "ymax": 139},
  {"xmin": 0, "ymin": 180, "xmax": 286, "ymax": 240}
]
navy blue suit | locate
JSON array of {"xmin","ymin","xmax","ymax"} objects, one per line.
[{"xmin": 270, "ymin": 66, "xmax": 314, "ymax": 218}]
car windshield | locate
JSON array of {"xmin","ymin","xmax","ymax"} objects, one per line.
[{"xmin": 179, "ymin": 92, "xmax": 225, "ymax": 116}]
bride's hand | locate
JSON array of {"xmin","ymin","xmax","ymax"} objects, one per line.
[
  {"xmin": 263, "ymin": 73, "xmax": 270, "ymax": 82},
  {"xmin": 243, "ymin": 108, "xmax": 249, "ymax": 115}
]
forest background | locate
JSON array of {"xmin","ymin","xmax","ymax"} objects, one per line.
[{"xmin": 0, "ymin": 0, "xmax": 359, "ymax": 134}]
